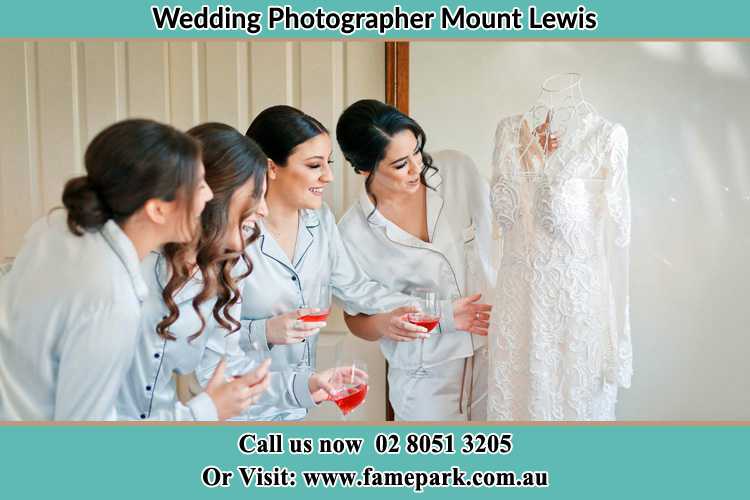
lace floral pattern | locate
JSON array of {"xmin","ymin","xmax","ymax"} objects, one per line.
[{"xmin": 488, "ymin": 111, "xmax": 631, "ymax": 421}]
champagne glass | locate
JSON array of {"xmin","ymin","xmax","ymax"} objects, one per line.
[
  {"xmin": 328, "ymin": 359, "xmax": 369, "ymax": 420},
  {"xmin": 295, "ymin": 283, "xmax": 330, "ymax": 370},
  {"xmin": 407, "ymin": 287, "xmax": 441, "ymax": 377},
  {"xmin": 220, "ymin": 336, "xmax": 270, "ymax": 422},
  {"xmin": 300, "ymin": 282, "xmax": 332, "ymax": 323}
]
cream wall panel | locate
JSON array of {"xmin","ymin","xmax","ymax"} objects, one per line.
[
  {"xmin": 113, "ymin": 43, "xmax": 129, "ymax": 121},
  {"xmin": 0, "ymin": 43, "xmax": 41, "ymax": 258},
  {"xmin": 167, "ymin": 42, "xmax": 201, "ymax": 131},
  {"xmin": 126, "ymin": 42, "xmax": 169, "ymax": 122},
  {"xmin": 205, "ymin": 42, "xmax": 248, "ymax": 130},
  {"xmin": 36, "ymin": 42, "xmax": 83, "ymax": 213},
  {"xmin": 82, "ymin": 43, "xmax": 120, "ymax": 141},
  {"xmin": 249, "ymin": 42, "xmax": 300, "ymax": 117}
]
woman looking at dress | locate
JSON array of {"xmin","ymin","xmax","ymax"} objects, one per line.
[
  {"xmin": 0, "ymin": 119, "xmax": 210, "ymax": 420},
  {"xmin": 336, "ymin": 100, "xmax": 495, "ymax": 421}
]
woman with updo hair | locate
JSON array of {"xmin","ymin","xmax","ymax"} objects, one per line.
[
  {"xmin": 198, "ymin": 105, "xmax": 419, "ymax": 422},
  {"xmin": 0, "ymin": 118, "xmax": 212, "ymax": 420},
  {"xmin": 336, "ymin": 99, "xmax": 495, "ymax": 421}
]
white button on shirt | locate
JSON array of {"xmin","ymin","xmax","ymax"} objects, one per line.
[
  {"xmin": 337, "ymin": 150, "xmax": 497, "ymax": 370},
  {"xmin": 0, "ymin": 212, "xmax": 148, "ymax": 420}
]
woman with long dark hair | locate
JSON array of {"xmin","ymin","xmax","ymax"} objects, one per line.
[
  {"xmin": 336, "ymin": 99, "xmax": 495, "ymax": 421},
  {"xmin": 0, "ymin": 119, "xmax": 211, "ymax": 420},
  {"xmin": 197, "ymin": 105, "xmax": 420, "ymax": 421},
  {"xmin": 116, "ymin": 123, "xmax": 271, "ymax": 421}
]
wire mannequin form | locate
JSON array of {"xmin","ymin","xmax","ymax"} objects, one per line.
[
  {"xmin": 514, "ymin": 73, "xmax": 610, "ymax": 181},
  {"xmin": 493, "ymin": 72, "xmax": 612, "ymax": 256},
  {"xmin": 488, "ymin": 73, "xmax": 632, "ymax": 420}
]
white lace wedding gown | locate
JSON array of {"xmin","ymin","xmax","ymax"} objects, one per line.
[{"xmin": 488, "ymin": 106, "xmax": 632, "ymax": 420}]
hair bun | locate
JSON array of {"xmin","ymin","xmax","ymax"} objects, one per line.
[{"xmin": 61, "ymin": 175, "xmax": 112, "ymax": 235}]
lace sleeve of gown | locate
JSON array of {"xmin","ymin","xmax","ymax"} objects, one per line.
[
  {"xmin": 490, "ymin": 117, "xmax": 520, "ymax": 240},
  {"xmin": 604, "ymin": 124, "xmax": 633, "ymax": 388},
  {"xmin": 454, "ymin": 151, "xmax": 498, "ymax": 293}
]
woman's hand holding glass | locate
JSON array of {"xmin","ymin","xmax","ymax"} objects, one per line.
[
  {"xmin": 204, "ymin": 357, "xmax": 271, "ymax": 420},
  {"xmin": 307, "ymin": 364, "xmax": 367, "ymax": 404},
  {"xmin": 308, "ymin": 361, "xmax": 369, "ymax": 417},
  {"xmin": 452, "ymin": 293, "xmax": 492, "ymax": 336},
  {"xmin": 376, "ymin": 305, "xmax": 430, "ymax": 342},
  {"xmin": 265, "ymin": 309, "xmax": 326, "ymax": 345}
]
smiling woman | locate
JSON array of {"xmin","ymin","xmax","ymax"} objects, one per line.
[{"xmin": 192, "ymin": 105, "xmax": 419, "ymax": 422}]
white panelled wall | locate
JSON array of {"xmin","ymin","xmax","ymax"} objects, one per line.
[{"xmin": 0, "ymin": 41, "xmax": 386, "ymax": 421}]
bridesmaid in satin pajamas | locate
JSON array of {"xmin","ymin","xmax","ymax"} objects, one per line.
[
  {"xmin": 336, "ymin": 100, "xmax": 496, "ymax": 421},
  {"xmin": 0, "ymin": 119, "xmax": 209, "ymax": 420},
  {"xmin": 116, "ymin": 123, "xmax": 272, "ymax": 421}
]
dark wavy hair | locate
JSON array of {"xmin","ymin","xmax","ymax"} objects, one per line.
[
  {"xmin": 335, "ymin": 99, "xmax": 438, "ymax": 215},
  {"xmin": 157, "ymin": 123, "xmax": 268, "ymax": 342},
  {"xmin": 62, "ymin": 118, "xmax": 201, "ymax": 237},
  {"xmin": 245, "ymin": 105, "xmax": 328, "ymax": 166}
]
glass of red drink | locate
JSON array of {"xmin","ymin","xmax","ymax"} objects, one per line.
[
  {"xmin": 407, "ymin": 287, "xmax": 442, "ymax": 377},
  {"xmin": 300, "ymin": 283, "xmax": 331, "ymax": 323},
  {"xmin": 328, "ymin": 359, "xmax": 369, "ymax": 419}
]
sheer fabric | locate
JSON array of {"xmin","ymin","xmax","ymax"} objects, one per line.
[{"xmin": 488, "ymin": 104, "xmax": 631, "ymax": 420}]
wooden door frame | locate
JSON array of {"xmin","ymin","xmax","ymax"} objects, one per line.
[
  {"xmin": 384, "ymin": 41, "xmax": 409, "ymax": 421},
  {"xmin": 386, "ymin": 42, "xmax": 410, "ymax": 115}
]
